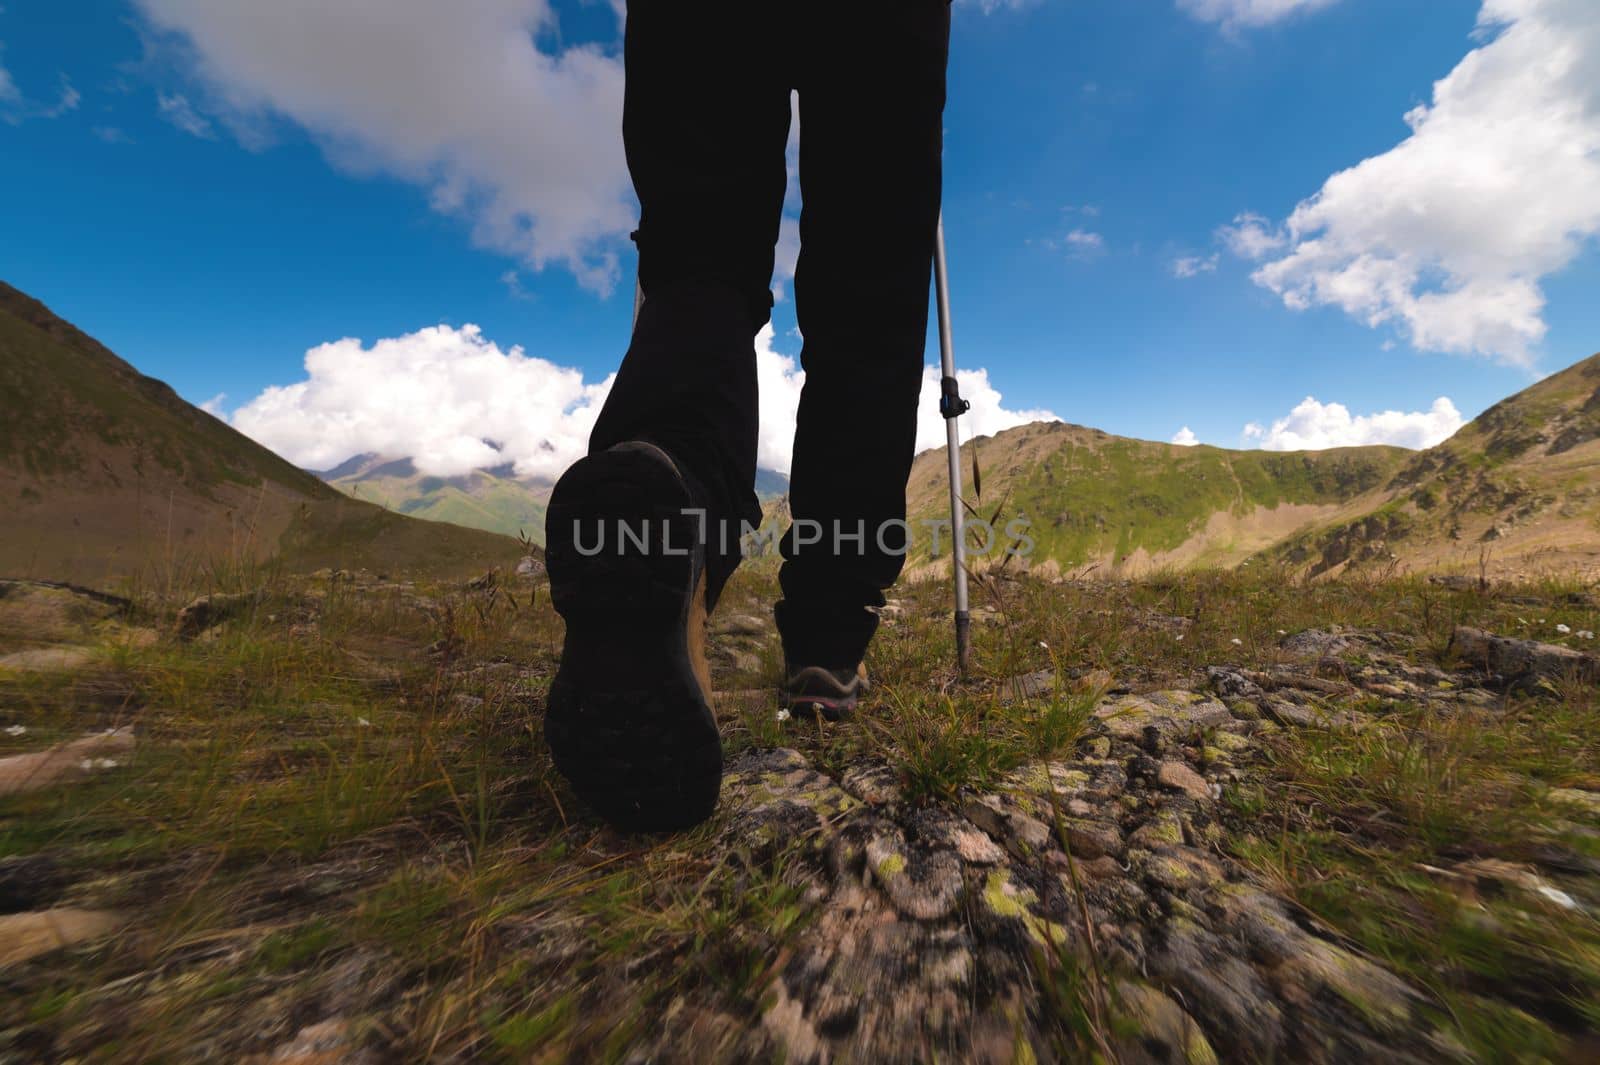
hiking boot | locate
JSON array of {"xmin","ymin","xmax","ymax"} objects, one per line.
[
  {"xmin": 780, "ymin": 663, "xmax": 870, "ymax": 722},
  {"xmin": 544, "ymin": 441, "xmax": 721, "ymax": 832}
]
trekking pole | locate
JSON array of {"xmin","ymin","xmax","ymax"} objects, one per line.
[{"xmin": 933, "ymin": 214, "xmax": 972, "ymax": 678}]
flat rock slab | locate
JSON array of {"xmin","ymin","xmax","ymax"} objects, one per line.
[
  {"xmin": 0, "ymin": 728, "xmax": 134, "ymax": 797},
  {"xmin": 0, "ymin": 646, "xmax": 100, "ymax": 673},
  {"xmin": 1094, "ymin": 690, "xmax": 1232, "ymax": 739},
  {"xmin": 0, "ymin": 907, "xmax": 122, "ymax": 967},
  {"xmin": 0, "ymin": 580, "xmax": 127, "ymax": 643},
  {"xmin": 1452, "ymin": 626, "xmax": 1598, "ymax": 683}
]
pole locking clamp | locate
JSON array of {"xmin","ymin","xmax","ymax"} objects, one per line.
[{"xmin": 939, "ymin": 375, "xmax": 971, "ymax": 420}]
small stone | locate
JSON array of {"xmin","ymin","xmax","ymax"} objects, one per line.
[
  {"xmin": 0, "ymin": 908, "xmax": 122, "ymax": 967},
  {"xmin": 1131, "ymin": 813, "xmax": 1186, "ymax": 850},
  {"xmin": 0, "ymin": 728, "xmax": 135, "ymax": 797},
  {"xmin": 1113, "ymin": 981, "xmax": 1219, "ymax": 1065},
  {"xmin": 175, "ymin": 590, "xmax": 262, "ymax": 640},
  {"xmin": 1547, "ymin": 788, "xmax": 1600, "ymax": 818},
  {"xmin": 998, "ymin": 669, "xmax": 1055, "ymax": 703},
  {"xmin": 1075, "ymin": 855, "xmax": 1125, "ymax": 880},
  {"xmin": 1063, "ymin": 818, "xmax": 1124, "ymax": 859},
  {"xmin": 865, "ymin": 829, "xmax": 963, "ymax": 921},
  {"xmin": 715, "ymin": 613, "xmax": 769, "ymax": 637},
  {"xmin": 1079, "ymin": 735, "xmax": 1112, "ymax": 758},
  {"xmin": 841, "ymin": 762, "xmax": 902, "ymax": 807},
  {"xmin": 0, "ymin": 647, "xmax": 98, "ymax": 673},
  {"xmin": 1157, "ymin": 761, "xmax": 1212, "ymax": 803},
  {"xmin": 1280, "ymin": 629, "xmax": 1355, "ymax": 658},
  {"xmin": 260, "ymin": 1017, "xmax": 376, "ymax": 1065},
  {"xmin": 1266, "ymin": 699, "xmax": 1368, "ymax": 731},
  {"xmin": 1095, "ymin": 691, "xmax": 1231, "ymax": 740}
]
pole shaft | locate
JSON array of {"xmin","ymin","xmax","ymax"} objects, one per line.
[{"xmin": 933, "ymin": 215, "xmax": 972, "ymax": 676}]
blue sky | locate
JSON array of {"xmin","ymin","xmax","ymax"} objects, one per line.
[{"xmin": 2, "ymin": 0, "xmax": 1597, "ymax": 478}]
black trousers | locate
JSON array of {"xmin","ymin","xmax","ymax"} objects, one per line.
[{"xmin": 588, "ymin": 1, "xmax": 951, "ymax": 669}]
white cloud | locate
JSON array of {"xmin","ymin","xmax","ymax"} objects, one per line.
[
  {"xmin": 1242, "ymin": 396, "xmax": 1464, "ymax": 451},
  {"xmin": 226, "ymin": 322, "xmax": 1053, "ymax": 481},
  {"xmin": 913, "ymin": 367, "xmax": 1059, "ymax": 455},
  {"xmin": 754, "ymin": 327, "xmax": 805, "ymax": 474},
  {"xmin": 1240, "ymin": 0, "xmax": 1600, "ymax": 366},
  {"xmin": 1218, "ymin": 213, "xmax": 1286, "ymax": 260},
  {"xmin": 1038, "ymin": 228, "xmax": 1106, "ymax": 257},
  {"xmin": 1172, "ymin": 254, "xmax": 1219, "ymax": 278},
  {"xmin": 199, "ymin": 393, "xmax": 228, "ymax": 416},
  {"xmin": 1177, "ymin": 0, "xmax": 1344, "ymax": 30},
  {"xmin": 133, "ymin": 0, "xmax": 632, "ymax": 293},
  {"xmin": 1065, "ymin": 229, "xmax": 1104, "ymax": 252},
  {"xmin": 1172, "ymin": 427, "xmax": 1201, "ymax": 446},
  {"xmin": 157, "ymin": 91, "xmax": 213, "ymax": 138},
  {"xmin": 229, "ymin": 324, "xmax": 613, "ymax": 481}
]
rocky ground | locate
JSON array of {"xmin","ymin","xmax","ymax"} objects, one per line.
[{"xmin": 1, "ymin": 567, "xmax": 1598, "ymax": 1062}]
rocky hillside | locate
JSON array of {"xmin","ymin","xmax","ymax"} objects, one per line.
[
  {"xmin": 1271, "ymin": 353, "xmax": 1600, "ymax": 579},
  {"xmin": 0, "ymin": 283, "xmax": 523, "ymax": 584},
  {"xmin": 906, "ymin": 353, "xmax": 1600, "ymax": 581}
]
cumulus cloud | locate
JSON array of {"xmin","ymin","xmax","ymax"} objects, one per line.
[
  {"xmin": 913, "ymin": 368, "xmax": 1059, "ymax": 455},
  {"xmin": 225, "ymin": 322, "xmax": 1054, "ymax": 481},
  {"xmin": 132, "ymin": 0, "xmax": 632, "ymax": 292},
  {"xmin": 1172, "ymin": 254, "xmax": 1219, "ymax": 279},
  {"xmin": 1238, "ymin": 0, "xmax": 1600, "ymax": 366},
  {"xmin": 1177, "ymin": 0, "xmax": 1344, "ymax": 30},
  {"xmin": 229, "ymin": 324, "xmax": 614, "ymax": 481},
  {"xmin": 1172, "ymin": 427, "xmax": 1201, "ymax": 446},
  {"xmin": 1241, "ymin": 396, "xmax": 1464, "ymax": 451}
]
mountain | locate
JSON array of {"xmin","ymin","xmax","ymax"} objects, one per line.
[
  {"xmin": 1267, "ymin": 353, "xmax": 1600, "ymax": 578},
  {"xmin": 318, "ymin": 453, "xmax": 791, "ymax": 544},
  {"xmin": 905, "ymin": 353, "xmax": 1600, "ymax": 580},
  {"xmin": 0, "ymin": 283, "xmax": 522, "ymax": 584},
  {"xmin": 317, "ymin": 453, "xmax": 555, "ymax": 544}
]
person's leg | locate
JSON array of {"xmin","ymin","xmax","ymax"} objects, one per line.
[
  {"xmin": 778, "ymin": 0, "xmax": 951, "ymax": 675},
  {"xmin": 587, "ymin": 0, "xmax": 792, "ymax": 608},
  {"xmin": 545, "ymin": 2, "xmax": 791, "ymax": 832}
]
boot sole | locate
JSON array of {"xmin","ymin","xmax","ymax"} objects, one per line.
[{"xmin": 544, "ymin": 444, "xmax": 722, "ymax": 832}]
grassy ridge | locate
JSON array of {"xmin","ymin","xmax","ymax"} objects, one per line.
[
  {"xmin": 0, "ymin": 282, "xmax": 333, "ymax": 499},
  {"xmin": 906, "ymin": 422, "xmax": 1406, "ymax": 568}
]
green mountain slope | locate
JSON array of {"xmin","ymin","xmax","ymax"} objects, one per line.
[
  {"xmin": 320, "ymin": 455, "xmax": 553, "ymax": 544},
  {"xmin": 905, "ymin": 422, "xmax": 1408, "ymax": 576},
  {"xmin": 320, "ymin": 454, "xmax": 791, "ymax": 544},
  {"xmin": 906, "ymin": 352, "xmax": 1600, "ymax": 581},
  {"xmin": 0, "ymin": 282, "xmax": 522, "ymax": 584},
  {"xmin": 1268, "ymin": 353, "xmax": 1600, "ymax": 578}
]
